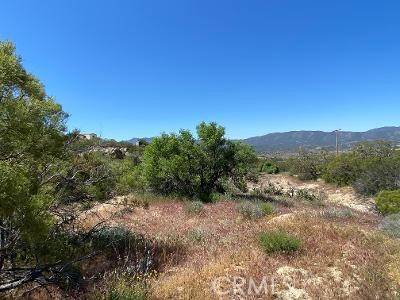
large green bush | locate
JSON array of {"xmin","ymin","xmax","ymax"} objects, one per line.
[
  {"xmin": 288, "ymin": 152, "xmax": 318, "ymax": 180},
  {"xmin": 375, "ymin": 190, "xmax": 400, "ymax": 215},
  {"xmin": 258, "ymin": 159, "xmax": 279, "ymax": 174},
  {"xmin": 353, "ymin": 158, "xmax": 400, "ymax": 196},
  {"xmin": 141, "ymin": 122, "xmax": 258, "ymax": 201},
  {"xmin": 322, "ymin": 153, "xmax": 360, "ymax": 186},
  {"xmin": 55, "ymin": 152, "xmax": 117, "ymax": 203},
  {"xmin": 288, "ymin": 150, "xmax": 331, "ymax": 181},
  {"xmin": 353, "ymin": 141, "xmax": 395, "ymax": 159},
  {"xmin": 111, "ymin": 158, "xmax": 145, "ymax": 194},
  {"xmin": 0, "ymin": 41, "xmax": 67, "ymax": 265}
]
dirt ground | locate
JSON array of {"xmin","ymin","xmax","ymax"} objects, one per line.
[
  {"xmin": 12, "ymin": 174, "xmax": 400, "ymax": 300},
  {"xmin": 249, "ymin": 173, "xmax": 375, "ymax": 213},
  {"xmin": 69, "ymin": 174, "xmax": 399, "ymax": 299}
]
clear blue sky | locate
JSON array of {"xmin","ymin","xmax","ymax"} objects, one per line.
[{"xmin": 1, "ymin": 0, "xmax": 399, "ymax": 140}]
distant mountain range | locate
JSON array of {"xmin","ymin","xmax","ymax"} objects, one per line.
[
  {"xmin": 243, "ymin": 126, "xmax": 400, "ymax": 153},
  {"xmin": 127, "ymin": 137, "xmax": 152, "ymax": 144},
  {"xmin": 128, "ymin": 126, "xmax": 400, "ymax": 153}
]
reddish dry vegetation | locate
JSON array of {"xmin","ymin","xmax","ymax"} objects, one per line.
[{"xmin": 10, "ymin": 176, "xmax": 400, "ymax": 299}]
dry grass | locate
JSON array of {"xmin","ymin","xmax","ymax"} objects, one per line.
[
  {"xmin": 146, "ymin": 209, "xmax": 400, "ymax": 299},
  {"xmin": 14, "ymin": 177, "xmax": 400, "ymax": 299},
  {"xmin": 73, "ymin": 184, "xmax": 400, "ymax": 299}
]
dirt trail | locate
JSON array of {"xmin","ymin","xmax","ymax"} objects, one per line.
[{"xmin": 250, "ymin": 173, "xmax": 375, "ymax": 213}]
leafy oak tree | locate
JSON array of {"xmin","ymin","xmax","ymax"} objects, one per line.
[{"xmin": 142, "ymin": 122, "xmax": 257, "ymax": 201}]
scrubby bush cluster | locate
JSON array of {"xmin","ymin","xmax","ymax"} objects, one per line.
[
  {"xmin": 288, "ymin": 142, "xmax": 400, "ymax": 198},
  {"xmin": 262, "ymin": 182, "xmax": 284, "ymax": 196},
  {"xmin": 296, "ymin": 189, "xmax": 326, "ymax": 205},
  {"xmin": 353, "ymin": 159, "xmax": 400, "ymax": 196},
  {"xmin": 260, "ymin": 202, "xmax": 275, "ymax": 215},
  {"xmin": 375, "ymin": 190, "xmax": 400, "ymax": 215},
  {"xmin": 185, "ymin": 201, "xmax": 204, "ymax": 215},
  {"xmin": 287, "ymin": 150, "xmax": 331, "ymax": 180},
  {"xmin": 286, "ymin": 142, "xmax": 400, "ymax": 215},
  {"xmin": 258, "ymin": 159, "xmax": 279, "ymax": 174},
  {"xmin": 1, "ymin": 41, "xmax": 71, "ymax": 290},
  {"xmin": 319, "ymin": 207, "xmax": 354, "ymax": 219},
  {"xmin": 141, "ymin": 122, "xmax": 258, "ymax": 202},
  {"xmin": 237, "ymin": 201, "xmax": 275, "ymax": 219},
  {"xmin": 322, "ymin": 153, "xmax": 361, "ymax": 186},
  {"xmin": 259, "ymin": 231, "xmax": 300, "ymax": 254}
]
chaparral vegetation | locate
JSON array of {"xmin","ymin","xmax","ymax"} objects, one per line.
[{"xmin": 1, "ymin": 41, "xmax": 400, "ymax": 300}]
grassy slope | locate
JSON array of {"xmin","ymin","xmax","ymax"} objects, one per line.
[{"xmin": 75, "ymin": 176, "xmax": 400, "ymax": 300}]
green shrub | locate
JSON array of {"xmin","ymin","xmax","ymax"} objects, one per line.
[
  {"xmin": 103, "ymin": 274, "xmax": 147, "ymax": 300},
  {"xmin": 379, "ymin": 213, "xmax": 400, "ymax": 238},
  {"xmin": 259, "ymin": 231, "xmax": 300, "ymax": 254},
  {"xmin": 353, "ymin": 141, "xmax": 396, "ymax": 159},
  {"xmin": 237, "ymin": 201, "xmax": 264, "ymax": 219},
  {"xmin": 288, "ymin": 150, "xmax": 333, "ymax": 181},
  {"xmin": 91, "ymin": 226, "xmax": 146, "ymax": 258},
  {"xmin": 322, "ymin": 154, "xmax": 360, "ymax": 186},
  {"xmin": 319, "ymin": 207, "xmax": 354, "ymax": 219},
  {"xmin": 185, "ymin": 201, "xmax": 204, "ymax": 214},
  {"xmin": 375, "ymin": 190, "xmax": 400, "ymax": 215},
  {"xmin": 208, "ymin": 192, "xmax": 222, "ymax": 203},
  {"xmin": 56, "ymin": 152, "xmax": 116, "ymax": 203},
  {"xmin": 296, "ymin": 189, "xmax": 326, "ymax": 205},
  {"xmin": 114, "ymin": 160, "xmax": 145, "ymax": 195},
  {"xmin": 353, "ymin": 159, "xmax": 400, "ymax": 196},
  {"xmin": 116, "ymin": 166, "xmax": 145, "ymax": 195},
  {"xmin": 274, "ymin": 158, "xmax": 292, "ymax": 173},
  {"xmin": 260, "ymin": 202, "xmax": 275, "ymax": 215},
  {"xmin": 80, "ymin": 200, "xmax": 94, "ymax": 211},
  {"xmin": 259, "ymin": 161, "xmax": 279, "ymax": 174},
  {"xmin": 263, "ymin": 182, "xmax": 284, "ymax": 196},
  {"xmin": 288, "ymin": 151, "xmax": 318, "ymax": 180},
  {"xmin": 237, "ymin": 201, "xmax": 274, "ymax": 219},
  {"xmin": 141, "ymin": 122, "xmax": 258, "ymax": 202}
]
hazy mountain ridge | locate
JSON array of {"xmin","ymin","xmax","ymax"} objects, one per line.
[
  {"xmin": 243, "ymin": 126, "xmax": 400, "ymax": 153},
  {"xmin": 127, "ymin": 126, "xmax": 400, "ymax": 153},
  {"xmin": 127, "ymin": 137, "xmax": 153, "ymax": 144}
]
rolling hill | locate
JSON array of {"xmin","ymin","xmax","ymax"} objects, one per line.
[
  {"xmin": 243, "ymin": 126, "xmax": 400, "ymax": 153},
  {"xmin": 127, "ymin": 126, "xmax": 400, "ymax": 153}
]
